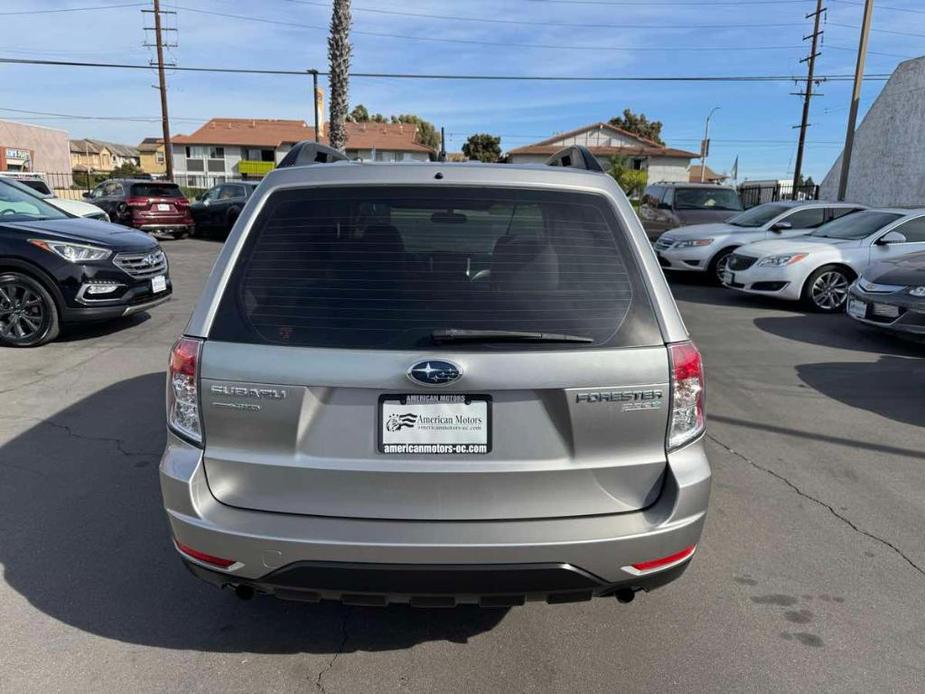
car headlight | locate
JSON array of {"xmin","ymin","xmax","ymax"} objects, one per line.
[
  {"xmin": 28, "ymin": 239, "xmax": 111, "ymax": 262},
  {"xmin": 673, "ymin": 238, "xmax": 713, "ymax": 248},
  {"xmin": 908, "ymin": 286, "xmax": 925, "ymax": 298},
  {"xmin": 757, "ymin": 253, "xmax": 808, "ymax": 268}
]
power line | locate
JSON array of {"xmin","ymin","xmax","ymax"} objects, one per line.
[
  {"xmin": 828, "ymin": 22, "xmax": 925, "ymax": 39},
  {"xmin": 175, "ymin": 6, "xmax": 807, "ymax": 53},
  {"xmin": 520, "ymin": 0, "xmax": 813, "ymax": 5},
  {"xmin": 826, "ymin": 44, "xmax": 913, "ymax": 59},
  {"xmin": 0, "ymin": 2, "xmax": 146, "ymax": 16},
  {"xmin": 829, "ymin": 0, "xmax": 925, "ymax": 14},
  {"xmin": 0, "ymin": 56, "xmax": 894, "ymax": 82},
  {"xmin": 279, "ymin": 0, "xmax": 805, "ymax": 31}
]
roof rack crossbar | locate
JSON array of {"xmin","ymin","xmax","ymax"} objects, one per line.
[
  {"xmin": 277, "ymin": 140, "xmax": 351, "ymax": 168},
  {"xmin": 544, "ymin": 145, "xmax": 604, "ymax": 173}
]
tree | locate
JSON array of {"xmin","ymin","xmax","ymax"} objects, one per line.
[
  {"xmin": 390, "ymin": 114, "xmax": 440, "ymax": 151},
  {"xmin": 607, "ymin": 156, "xmax": 648, "ymax": 198},
  {"xmin": 327, "ymin": 0, "xmax": 352, "ymax": 151},
  {"xmin": 608, "ymin": 108, "xmax": 665, "ymax": 145},
  {"xmin": 111, "ymin": 162, "xmax": 144, "ymax": 177},
  {"xmin": 462, "ymin": 133, "xmax": 502, "ymax": 163},
  {"xmin": 349, "ymin": 104, "xmax": 386, "ymax": 123}
]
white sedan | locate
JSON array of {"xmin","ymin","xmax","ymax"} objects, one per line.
[
  {"xmin": 654, "ymin": 201, "xmax": 865, "ymax": 283},
  {"xmin": 722, "ymin": 208, "xmax": 925, "ymax": 312}
]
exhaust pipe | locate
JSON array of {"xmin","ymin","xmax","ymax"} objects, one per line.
[
  {"xmin": 234, "ymin": 584, "xmax": 255, "ymax": 601},
  {"xmin": 614, "ymin": 588, "xmax": 636, "ymax": 604}
]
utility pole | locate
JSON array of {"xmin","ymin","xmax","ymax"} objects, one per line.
[
  {"xmin": 792, "ymin": 0, "xmax": 825, "ymax": 196},
  {"xmin": 309, "ymin": 69, "xmax": 320, "ymax": 141},
  {"xmin": 700, "ymin": 107, "xmax": 719, "ymax": 182},
  {"xmin": 838, "ymin": 0, "xmax": 874, "ymax": 201},
  {"xmin": 143, "ymin": 0, "xmax": 176, "ymax": 180}
]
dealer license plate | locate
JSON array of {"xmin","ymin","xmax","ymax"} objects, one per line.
[
  {"xmin": 847, "ymin": 298, "xmax": 867, "ymax": 319},
  {"xmin": 379, "ymin": 394, "xmax": 491, "ymax": 455},
  {"xmin": 151, "ymin": 275, "xmax": 167, "ymax": 293}
]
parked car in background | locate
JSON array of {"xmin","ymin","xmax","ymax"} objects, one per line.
[
  {"xmin": 655, "ymin": 201, "xmax": 865, "ymax": 283},
  {"xmin": 847, "ymin": 251, "xmax": 925, "ymax": 338},
  {"xmin": 0, "ymin": 172, "xmax": 109, "ymax": 221},
  {"xmin": 722, "ymin": 209, "xmax": 925, "ymax": 312},
  {"xmin": 160, "ymin": 143, "xmax": 711, "ymax": 606},
  {"xmin": 86, "ymin": 179, "xmax": 192, "ymax": 238},
  {"xmin": 0, "ymin": 177, "xmax": 171, "ymax": 347},
  {"xmin": 638, "ymin": 182, "xmax": 742, "ymax": 241},
  {"xmin": 190, "ymin": 181, "xmax": 259, "ymax": 237}
]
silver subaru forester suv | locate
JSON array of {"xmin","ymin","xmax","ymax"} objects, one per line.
[{"xmin": 160, "ymin": 144, "xmax": 711, "ymax": 607}]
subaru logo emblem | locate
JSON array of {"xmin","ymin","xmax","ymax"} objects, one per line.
[{"xmin": 407, "ymin": 360, "xmax": 461, "ymax": 386}]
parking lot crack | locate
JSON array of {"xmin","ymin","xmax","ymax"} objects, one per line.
[
  {"xmin": 708, "ymin": 433, "xmax": 925, "ymax": 579},
  {"xmin": 0, "ymin": 414, "xmax": 159, "ymax": 458},
  {"xmin": 314, "ymin": 607, "xmax": 351, "ymax": 693}
]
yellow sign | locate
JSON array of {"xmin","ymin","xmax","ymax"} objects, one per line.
[{"xmin": 238, "ymin": 160, "xmax": 274, "ymax": 175}]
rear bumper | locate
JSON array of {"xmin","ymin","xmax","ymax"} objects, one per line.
[{"xmin": 160, "ymin": 434, "xmax": 711, "ymax": 602}]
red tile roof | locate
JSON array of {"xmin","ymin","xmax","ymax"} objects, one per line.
[
  {"xmin": 507, "ymin": 121, "xmax": 698, "ymax": 159},
  {"xmin": 172, "ymin": 118, "xmax": 435, "ymax": 153}
]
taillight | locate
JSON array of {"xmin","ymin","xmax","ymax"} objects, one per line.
[
  {"xmin": 125, "ymin": 196, "xmax": 148, "ymax": 208},
  {"xmin": 167, "ymin": 336, "xmax": 203, "ymax": 445},
  {"xmin": 175, "ymin": 541, "xmax": 235, "ymax": 569},
  {"xmin": 174, "ymin": 198, "xmax": 190, "ymax": 207},
  {"xmin": 667, "ymin": 341, "xmax": 705, "ymax": 450}
]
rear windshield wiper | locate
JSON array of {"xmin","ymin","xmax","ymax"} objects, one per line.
[{"xmin": 431, "ymin": 329, "xmax": 594, "ymax": 344}]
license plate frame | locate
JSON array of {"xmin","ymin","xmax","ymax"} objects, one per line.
[
  {"xmin": 156, "ymin": 203, "xmax": 171, "ymax": 212},
  {"xmin": 378, "ymin": 394, "xmax": 492, "ymax": 455},
  {"xmin": 151, "ymin": 275, "xmax": 167, "ymax": 294},
  {"xmin": 847, "ymin": 298, "xmax": 868, "ymax": 319}
]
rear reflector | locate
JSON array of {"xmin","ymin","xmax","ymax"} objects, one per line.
[
  {"xmin": 175, "ymin": 541, "xmax": 236, "ymax": 569},
  {"xmin": 629, "ymin": 545, "xmax": 696, "ymax": 574}
]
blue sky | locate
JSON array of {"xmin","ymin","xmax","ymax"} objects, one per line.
[{"xmin": 1, "ymin": 0, "xmax": 923, "ymax": 181}]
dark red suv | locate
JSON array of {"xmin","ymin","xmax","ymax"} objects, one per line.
[{"xmin": 86, "ymin": 179, "xmax": 193, "ymax": 238}]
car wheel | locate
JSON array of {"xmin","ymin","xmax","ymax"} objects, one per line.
[
  {"xmin": 803, "ymin": 265, "xmax": 852, "ymax": 313},
  {"xmin": 0, "ymin": 272, "xmax": 60, "ymax": 347},
  {"xmin": 708, "ymin": 248, "xmax": 735, "ymax": 285}
]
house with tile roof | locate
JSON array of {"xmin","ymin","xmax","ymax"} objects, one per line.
[
  {"xmin": 170, "ymin": 117, "xmax": 437, "ymax": 187},
  {"xmin": 507, "ymin": 122, "xmax": 698, "ymax": 184}
]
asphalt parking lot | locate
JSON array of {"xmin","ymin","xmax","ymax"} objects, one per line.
[{"xmin": 1, "ymin": 238, "xmax": 923, "ymax": 693}]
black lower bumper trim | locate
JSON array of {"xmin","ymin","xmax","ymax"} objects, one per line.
[{"xmin": 182, "ymin": 558, "xmax": 691, "ymax": 606}]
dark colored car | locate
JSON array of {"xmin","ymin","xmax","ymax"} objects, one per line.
[
  {"xmin": 85, "ymin": 179, "xmax": 192, "ymax": 238},
  {"xmin": 638, "ymin": 182, "xmax": 743, "ymax": 241},
  {"xmin": 190, "ymin": 181, "xmax": 259, "ymax": 237},
  {"xmin": 0, "ymin": 178, "xmax": 172, "ymax": 347},
  {"xmin": 847, "ymin": 250, "xmax": 925, "ymax": 338}
]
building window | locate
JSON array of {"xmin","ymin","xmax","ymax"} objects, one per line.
[
  {"xmin": 632, "ymin": 158, "xmax": 644, "ymax": 170},
  {"xmin": 155, "ymin": 151, "xmax": 165, "ymax": 164},
  {"xmin": 209, "ymin": 146, "xmax": 225, "ymax": 159}
]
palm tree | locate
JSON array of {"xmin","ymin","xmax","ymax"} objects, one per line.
[{"xmin": 327, "ymin": 0, "xmax": 352, "ymax": 151}]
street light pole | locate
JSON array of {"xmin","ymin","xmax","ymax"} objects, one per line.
[
  {"xmin": 700, "ymin": 107, "xmax": 719, "ymax": 182},
  {"xmin": 837, "ymin": 0, "xmax": 874, "ymax": 201}
]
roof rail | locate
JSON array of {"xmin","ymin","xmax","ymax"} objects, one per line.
[
  {"xmin": 276, "ymin": 140, "xmax": 351, "ymax": 168},
  {"xmin": 544, "ymin": 145, "xmax": 604, "ymax": 173}
]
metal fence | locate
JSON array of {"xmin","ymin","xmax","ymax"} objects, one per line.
[
  {"xmin": 738, "ymin": 182, "xmax": 820, "ymax": 209},
  {"xmin": 36, "ymin": 171, "xmax": 253, "ymax": 201}
]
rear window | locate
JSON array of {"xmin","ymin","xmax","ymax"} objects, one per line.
[
  {"xmin": 210, "ymin": 186, "xmax": 662, "ymax": 350},
  {"xmin": 673, "ymin": 188, "xmax": 742, "ymax": 211},
  {"xmin": 130, "ymin": 183, "xmax": 183, "ymax": 198}
]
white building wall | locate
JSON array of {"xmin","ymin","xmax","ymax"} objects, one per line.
[
  {"xmin": 647, "ymin": 156, "xmax": 690, "ymax": 184},
  {"xmin": 819, "ymin": 55, "xmax": 925, "ymax": 206},
  {"xmin": 547, "ymin": 126, "xmax": 641, "ymax": 148}
]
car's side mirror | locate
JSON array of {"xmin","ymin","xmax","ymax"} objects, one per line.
[
  {"xmin": 877, "ymin": 230, "xmax": 907, "ymax": 245},
  {"xmin": 82, "ymin": 192, "xmax": 91, "ymax": 199},
  {"xmin": 770, "ymin": 221, "xmax": 792, "ymax": 232},
  {"xmin": 195, "ymin": 193, "xmax": 203, "ymax": 201}
]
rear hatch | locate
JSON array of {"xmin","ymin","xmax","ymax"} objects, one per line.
[
  {"xmin": 129, "ymin": 182, "xmax": 186, "ymax": 216},
  {"xmin": 201, "ymin": 185, "xmax": 670, "ymax": 521}
]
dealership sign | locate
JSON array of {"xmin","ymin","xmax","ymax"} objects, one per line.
[{"xmin": 5, "ymin": 148, "xmax": 31, "ymax": 161}]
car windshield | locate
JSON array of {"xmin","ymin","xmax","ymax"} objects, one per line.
[
  {"xmin": 211, "ymin": 186, "xmax": 662, "ymax": 350},
  {"xmin": 810, "ymin": 210, "xmax": 903, "ymax": 240},
  {"xmin": 130, "ymin": 183, "xmax": 183, "ymax": 198},
  {"xmin": 0, "ymin": 179, "xmax": 68, "ymax": 221},
  {"xmin": 727, "ymin": 203, "xmax": 790, "ymax": 228},
  {"xmin": 673, "ymin": 188, "xmax": 742, "ymax": 211}
]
